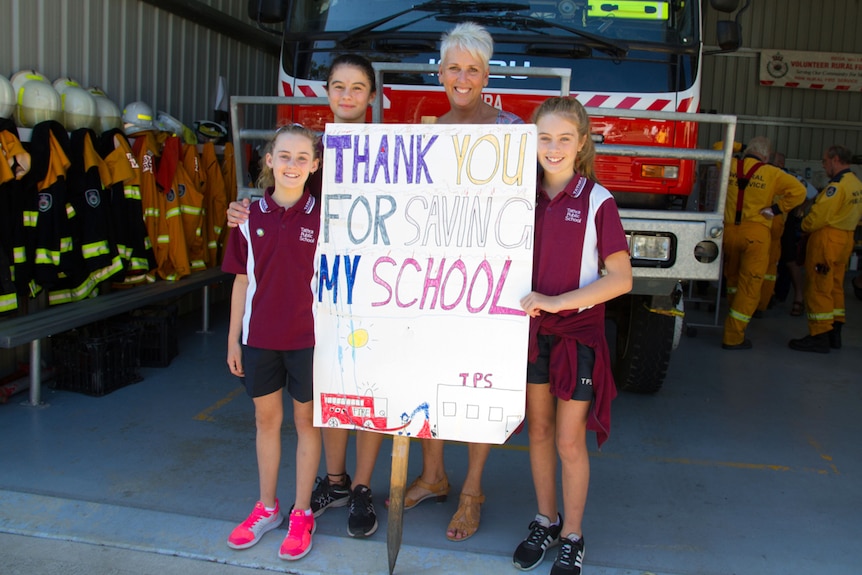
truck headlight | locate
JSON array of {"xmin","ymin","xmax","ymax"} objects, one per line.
[{"xmin": 628, "ymin": 233, "xmax": 673, "ymax": 262}]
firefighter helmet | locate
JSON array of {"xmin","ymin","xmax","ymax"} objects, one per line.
[
  {"xmin": 0, "ymin": 74, "xmax": 15, "ymax": 119},
  {"xmin": 89, "ymin": 89, "xmax": 123, "ymax": 134},
  {"xmin": 61, "ymin": 86, "xmax": 99, "ymax": 131},
  {"xmin": 122, "ymin": 100, "xmax": 155, "ymax": 135},
  {"xmin": 53, "ymin": 76, "xmax": 83, "ymax": 95},
  {"xmin": 156, "ymin": 111, "xmax": 197, "ymax": 144},
  {"xmin": 193, "ymin": 120, "xmax": 228, "ymax": 144},
  {"xmin": 10, "ymin": 69, "xmax": 49, "ymax": 95},
  {"xmin": 15, "ymin": 79, "xmax": 62, "ymax": 128}
]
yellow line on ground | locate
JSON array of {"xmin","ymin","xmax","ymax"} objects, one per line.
[
  {"xmin": 194, "ymin": 386, "xmax": 245, "ymax": 421},
  {"xmin": 807, "ymin": 436, "xmax": 840, "ymax": 474}
]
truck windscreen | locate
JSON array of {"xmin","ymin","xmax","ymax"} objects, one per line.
[{"xmin": 283, "ymin": 0, "xmax": 699, "ymax": 93}]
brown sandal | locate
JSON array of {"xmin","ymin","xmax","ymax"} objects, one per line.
[
  {"xmin": 446, "ymin": 492, "xmax": 485, "ymax": 541},
  {"xmin": 402, "ymin": 475, "xmax": 450, "ymax": 510},
  {"xmin": 790, "ymin": 301, "xmax": 804, "ymax": 316}
]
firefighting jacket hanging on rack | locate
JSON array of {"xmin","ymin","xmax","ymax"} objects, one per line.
[
  {"xmin": 200, "ymin": 141, "xmax": 227, "ymax": 268},
  {"xmin": 0, "ymin": 118, "xmax": 30, "ymax": 312},
  {"xmin": 219, "ymin": 141, "xmax": 237, "ymax": 264},
  {"xmin": 177, "ymin": 139, "xmax": 207, "ymax": 271},
  {"xmin": 133, "ymin": 131, "xmax": 190, "ymax": 281},
  {"xmin": 99, "ymin": 128, "xmax": 156, "ymax": 285},
  {"xmin": 156, "ymin": 136, "xmax": 205, "ymax": 272},
  {"xmin": 48, "ymin": 128, "xmax": 125, "ymax": 305},
  {"xmin": 25, "ymin": 120, "xmax": 75, "ymax": 295}
]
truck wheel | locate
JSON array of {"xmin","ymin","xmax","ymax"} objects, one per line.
[{"xmin": 614, "ymin": 295, "xmax": 674, "ymax": 394}]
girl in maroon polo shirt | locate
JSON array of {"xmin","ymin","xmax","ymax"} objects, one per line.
[
  {"xmin": 512, "ymin": 97, "xmax": 632, "ymax": 575},
  {"xmin": 225, "ymin": 55, "xmax": 384, "ymax": 539},
  {"xmin": 222, "ymin": 124, "xmax": 322, "ymax": 561}
]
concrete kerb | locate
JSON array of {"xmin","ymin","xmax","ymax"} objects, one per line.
[{"xmin": 0, "ymin": 489, "xmax": 677, "ymax": 575}]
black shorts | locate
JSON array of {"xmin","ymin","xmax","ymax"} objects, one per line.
[
  {"xmin": 241, "ymin": 346, "xmax": 314, "ymax": 403},
  {"xmin": 527, "ymin": 334, "xmax": 595, "ymax": 401}
]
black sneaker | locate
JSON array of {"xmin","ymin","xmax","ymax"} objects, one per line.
[
  {"xmin": 310, "ymin": 474, "xmax": 350, "ymax": 517},
  {"xmin": 347, "ymin": 484, "xmax": 378, "ymax": 537},
  {"xmin": 550, "ymin": 535, "xmax": 585, "ymax": 575},
  {"xmin": 512, "ymin": 513, "xmax": 562, "ymax": 571}
]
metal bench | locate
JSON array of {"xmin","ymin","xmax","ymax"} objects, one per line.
[{"xmin": 0, "ymin": 267, "xmax": 232, "ymax": 406}]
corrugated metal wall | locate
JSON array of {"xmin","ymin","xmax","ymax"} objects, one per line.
[
  {"xmin": 1, "ymin": 0, "xmax": 279, "ymax": 131},
  {"xmin": 701, "ymin": 0, "xmax": 862, "ymax": 162}
]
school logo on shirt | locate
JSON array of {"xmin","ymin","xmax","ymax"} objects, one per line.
[
  {"xmin": 299, "ymin": 227, "xmax": 316, "ymax": 243},
  {"xmin": 565, "ymin": 208, "xmax": 582, "ymax": 223}
]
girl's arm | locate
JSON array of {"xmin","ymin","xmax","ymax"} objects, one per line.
[
  {"xmin": 520, "ymin": 250, "xmax": 632, "ymax": 317},
  {"xmin": 227, "ymin": 274, "xmax": 249, "ymax": 376}
]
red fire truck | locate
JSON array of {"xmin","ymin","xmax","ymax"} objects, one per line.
[{"xmin": 242, "ymin": 0, "xmax": 742, "ymax": 393}]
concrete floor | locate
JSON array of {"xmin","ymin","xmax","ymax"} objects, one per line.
[{"xmin": 1, "ymin": 279, "xmax": 860, "ymax": 575}]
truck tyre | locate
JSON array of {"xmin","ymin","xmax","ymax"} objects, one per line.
[{"xmin": 614, "ymin": 294, "xmax": 674, "ymax": 394}]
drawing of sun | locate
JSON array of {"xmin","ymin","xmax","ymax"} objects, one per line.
[
  {"xmin": 346, "ymin": 323, "xmax": 375, "ymax": 349},
  {"xmin": 348, "ymin": 328, "xmax": 369, "ymax": 348}
]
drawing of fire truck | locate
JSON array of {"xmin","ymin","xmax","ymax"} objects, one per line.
[{"xmin": 320, "ymin": 393, "xmax": 389, "ymax": 430}]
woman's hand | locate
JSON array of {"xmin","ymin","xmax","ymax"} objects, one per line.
[{"xmin": 226, "ymin": 198, "xmax": 252, "ymax": 228}]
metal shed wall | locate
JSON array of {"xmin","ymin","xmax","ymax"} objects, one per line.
[
  {"xmin": 700, "ymin": 0, "xmax": 862, "ymax": 163},
  {"xmin": 1, "ymin": 0, "xmax": 279, "ymax": 131}
]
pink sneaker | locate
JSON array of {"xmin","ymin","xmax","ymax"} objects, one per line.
[
  {"xmin": 227, "ymin": 500, "xmax": 284, "ymax": 549},
  {"xmin": 279, "ymin": 509, "xmax": 315, "ymax": 560}
]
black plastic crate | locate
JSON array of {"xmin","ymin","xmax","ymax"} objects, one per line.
[
  {"xmin": 126, "ymin": 305, "xmax": 178, "ymax": 367},
  {"xmin": 50, "ymin": 323, "xmax": 143, "ymax": 396}
]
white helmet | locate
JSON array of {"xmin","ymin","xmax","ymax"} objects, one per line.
[
  {"xmin": 10, "ymin": 69, "xmax": 49, "ymax": 95},
  {"xmin": 156, "ymin": 111, "xmax": 197, "ymax": 144},
  {"xmin": 122, "ymin": 100, "xmax": 155, "ymax": 135},
  {"xmin": 15, "ymin": 79, "xmax": 62, "ymax": 128},
  {"xmin": 0, "ymin": 74, "xmax": 15, "ymax": 119},
  {"xmin": 89, "ymin": 89, "xmax": 123, "ymax": 134},
  {"xmin": 53, "ymin": 76, "xmax": 83, "ymax": 96},
  {"xmin": 61, "ymin": 86, "xmax": 99, "ymax": 131}
]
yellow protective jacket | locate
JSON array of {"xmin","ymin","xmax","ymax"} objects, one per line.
[
  {"xmin": 724, "ymin": 156, "xmax": 807, "ymax": 229},
  {"xmin": 802, "ymin": 169, "xmax": 862, "ymax": 233}
]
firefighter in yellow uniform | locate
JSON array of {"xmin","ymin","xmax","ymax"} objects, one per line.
[
  {"xmin": 789, "ymin": 145, "xmax": 862, "ymax": 353},
  {"xmin": 722, "ymin": 137, "xmax": 806, "ymax": 349}
]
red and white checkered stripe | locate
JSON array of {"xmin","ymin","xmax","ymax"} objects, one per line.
[{"xmin": 280, "ymin": 76, "xmax": 700, "ymax": 113}]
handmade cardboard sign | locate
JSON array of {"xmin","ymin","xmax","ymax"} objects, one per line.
[{"xmin": 313, "ymin": 123, "xmax": 536, "ymax": 444}]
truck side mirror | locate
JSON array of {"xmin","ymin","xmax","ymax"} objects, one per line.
[
  {"xmin": 248, "ymin": 0, "xmax": 288, "ymax": 23},
  {"xmin": 716, "ymin": 21, "xmax": 741, "ymax": 51},
  {"xmin": 709, "ymin": 0, "xmax": 740, "ymax": 12}
]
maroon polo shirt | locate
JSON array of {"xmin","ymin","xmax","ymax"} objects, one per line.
[
  {"xmin": 532, "ymin": 173, "xmax": 629, "ymax": 308},
  {"xmin": 222, "ymin": 187, "xmax": 320, "ymax": 350}
]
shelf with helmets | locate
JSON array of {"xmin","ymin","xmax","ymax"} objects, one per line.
[{"xmin": 1, "ymin": 70, "xmax": 228, "ymax": 153}]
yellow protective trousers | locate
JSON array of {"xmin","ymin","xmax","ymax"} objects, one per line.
[
  {"xmin": 723, "ymin": 222, "xmax": 771, "ymax": 345},
  {"xmin": 804, "ymin": 226, "xmax": 854, "ymax": 335},
  {"xmin": 758, "ymin": 215, "xmax": 786, "ymax": 311}
]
